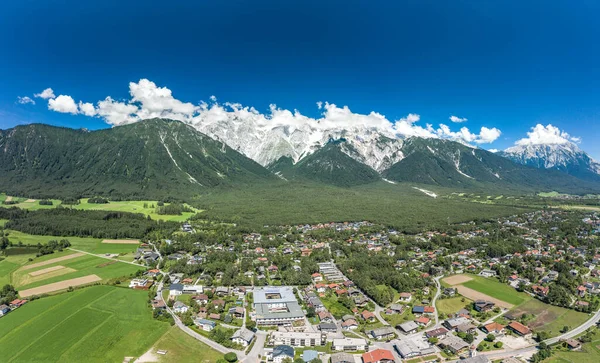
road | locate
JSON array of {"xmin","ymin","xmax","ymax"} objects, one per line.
[
  {"xmin": 240, "ymin": 331, "xmax": 267, "ymax": 363},
  {"xmin": 431, "ymin": 275, "xmax": 443, "ymax": 327}
]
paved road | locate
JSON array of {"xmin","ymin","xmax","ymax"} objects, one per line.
[
  {"xmin": 240, "ymin": 331, "xmax": 267, "ymax": 363},
  {"xmin": 431, "ymin": 275, "xmax": 443, "ymax": 327}
]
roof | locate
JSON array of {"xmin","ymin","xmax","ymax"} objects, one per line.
[
  {"xmin": 333, "ymin": 337, "xmax": 367, "ymax": 347},
  {"xmin": 232, "ymin": 328, "xmax": 255, "ymax": 343},
  {"xmin": 369, "ymin": 326, "xmax": 395, "ymax": 337},
  {"xmin": 484, "ymin": 322, "xmax": 504, "ymax": 332},
  {"xmin": 169, "ymin": 283, "xmax": 183, "ymax": 291},
  {"xmin": 273, "ymin": 345, "xmax": 294, "ymax": 358},
  {"xmin": 508, "ymin": 321, "xmax": 531, "ymax": 335},
  {"xmin": 398, "ymin": 321, "xmax": 419, "ymax": 332},
  {"xmin": 253, "ymin": 286, "xmax": 296, "ymax": 304},
  {"xmin": 362, "ymin": 349, "xmax": 395, "ymax": 363},
  {"xmin": 330, "ymin": 352, "xmax": 355, "ymax": 363},
  {"xmin": 412, "ymin": 306, "xmax": 425, "ymax": 313},
  {"xmin": 460, "ymin": 356, "xmax": 490, "ymax": 363},
  {"xmin": 302, "ymin": 350, "xmax": 319, "ymax": 362},
  {"xmin": 426, "ymin": 327, "xmax": 449, "ymax": 337},
  {"xmin": 195, "ymin": 319, "xmax": 216, "ymax": 327}
]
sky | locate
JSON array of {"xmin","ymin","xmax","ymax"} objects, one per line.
[{"xmin": 1, "ymin": 1, "xmax": 600, "ymax": 157}]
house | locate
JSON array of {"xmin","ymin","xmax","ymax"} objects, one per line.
[
  {"xmin": 9, "ymin": 299, "xmax": 27, "ymax": 309},
  {"xmin": 369, "ymin": 326, "xmax": 396, "ymax": 340},
  {"xmin": 194, "ymin": 318, "xmax": 216, "ymax": 331},
  {"xmin": 387, "ymin": 304, "xmax": 405, "ymax": 314},
  {"xmin": 332, "ymin": 337, "xmax": 368, "ymax": 351},
  {"xmin": 169, "ymin": 283, "xmax": 184, "ymax": 296},
  {"xmin": 444, "ymin": 317, "xmax": 470, "ymax": 330},
  {"xmin": 311, "ymin": 273, "xmax": 323, "ymax": 282},
  {"xmin": 302, "ymin": 350, "xmax": 319, "ymax": 363},
  {"xmin": 565, "ymin": 339, "xmax": 582, "ymax": 351},
  {"xmin": 361, "ymin": 310, "xmax": 376, "ymax": 322},
  {"xmin": 507, "ymin": 321, "xmax": 531, "ymax": 336},
  {"xmin": 318, "ymin": 323, "xmax": 337, "ymax": 332},
  {"xmin": 318, "ymin": 311, "xmax": 333, "ymax": 323},
  {"xmin": 270, "ymin": 345, "xmax": 295, "ymax": 363},
  {"xmin": 415, "ymin": 316, "xmax": 430, "ymax": 326},
  {"xmin": 209, "ymin": 313, "xmax": 221, "ymax": 320},
  {"xmin": 361, "ymin": 348, "xmax": 395, "ymax": 363},
  {"xmin": 330, "ymin": 352, "xmax": 355, "ymax": 363},
  {"xmin": 129, "ymin": 278, "xmax": 153, "ymax": 290},
  {"xmin": 482, "ymin": 322, "xmax": 504, "ymax": 334},
  {"xmin": 172, "ymin": 301, "xmax": 189, "ymax": 314},
  {"xmin": 474, "ymin": 300, "xmax": 495, "ymax": 312},
  {"xmin": 439, "ymin": 335, "xmax": 469, "ymax": 354},
  {"xmin": 457, "ymin": 323, "xmax": 477, "ymax": 334},
  {"xmin": 231, "ymin": 328, "xmax": 255, "ymax": 347},
  {"xmin": 192, "ymin": 294, "xmax": 209, "ymax": 304},
  {"xmin": 577, "ymin": 285, "xmax": 587, "ymax": 297},
  {"xmin": 182, "ymin": 285, "xmax": 203, "ymax": 294},
  {"xmin": 532, "ymin": 285, "xmax": 550, "ymax": 297},
  {"xmin": 0, "ymin": 305, "xmax": 10, "ymax": 316},
  {"xmin": 423, "ymin": 306, "xmax": 435, "ymax": 315},
  {"xmin": 213, "ymin": 299, "xmax": 226, "ymax": 309},
  {"xmin": 412, "ymin": 306, "xmax": 425, "ymax": 315},
  {"xmin": 443, "ymin": 288, "xmax": 456, "ymax": 296},
  {"xmin": 341, "ymin": 319, "xmax": 359, "ymax": 330},
  {"xmin": 399, "ymin": 292, "xmax": 412, "ymax": 302},
  {"xmin": 215, "ymin": 286, "xmax": 230, "ymax": 296},
  {"xmin": 479, "ymin": 269, "xmax": 497, "ymax": 278},
  {"xmin": 397, "ymin": 321, "xmax": 419, "ymax": 334},
  {"xmin": 229, "ymin": 306, "xmax": 245, "ymax": 318},
  {"xmin": 151, "ymin": 299, "xmax": 166, "ymax": 310},
  {"xmin": 426, "ymin": 327, "xmax": 449, "ymax": 339}
]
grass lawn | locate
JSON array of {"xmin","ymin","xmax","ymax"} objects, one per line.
[
  {"xmin": 152, "ymin": 327, "xmax": 223, "ymax": 363},
  {"xmin": 383, "ymin": 308, "xmax": 415, "ymax": 326},
  {"xmin": 509, "ymin": 299, "xmax": 589, "ymax": 338},
  {"xmin": 3, "ymin": 230, "xmax": 139, "ymax": 254},
  {"xmin": 0, "ymin": 285, "xmax": 170, "ymax": 362},
  {"xmin": 72, "ymin": 199, "xmax": 200, "ymax": 222},
  {"xmin": 548, "ymin": 338, "xmax": 600, "ymax": 363},
  {"xmin": 0, "ymin": 198, "xmax": 63, "ymax": 210},
  {"xmin": 321, "ymin": 294, "xmax": 353, "ymax": 319},
  {"xmin": 436, "ymin": 296, "xmax": 472, "ymax": 316},
  {"xmin": 13, "ymin": 251, "xmax": 144, "ymax": 290},
  {"xmin": 462, "ymin": 275, "xmax": 530, "ymax": 306}
]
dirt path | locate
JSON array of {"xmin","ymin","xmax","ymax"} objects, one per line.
[
  {"xmin": 454, "ymin": 285, "xmax": 514, "ymax": 309},
  {"xmin": 102, "ymin": 239, "xmax": 140, "ymax": 244},
  {"xmin": 5, "ymin": 196, "xmax": 12, "ymax": 202},
  {"xmin": 19, "ymin": 274, "xmax": 102, "ymax": 297},
  {"xmin": 442, "ymin": 274, "xmax": 473, "ymax": 285},
  {"xmin": 20, "ymin": 253, "xmax": 84, "ymax": 271}
]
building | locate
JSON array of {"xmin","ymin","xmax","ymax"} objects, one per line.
[
  {"xmin": 332, "ymin": 337, "xmax": 367, "ymax": 352},
  {"xmin": 330, "ymin": 352, "xmax": 355, "ymax": 363},
  {"xmin": 169, "ymin": 283, "xmax": 184, "ymax": 296},
  {"xmin": 439, "ymin": 335, "xmax": 469, "ymax": 354},
  {"xmin": 399, "ymin": 292, "xmax": 412, "ymax": 302},
  {"xmin": 318, "ymin": 322, "xmax": 337, "ymax": 332},
  {"xmin": 479, "ymin": 269, "xmax": 497, "ymax": 278},
  {"xmin": 507, "ymin": 321, "xmax": 531, "ymax": 336},
  {"xmin": 182, "ymin": 285, "xmax": 203, "ymax": 294},
  {"xmin": 194, "ymin": 318, "xmax": 216, "ymax": 332},
  {"xmin": 397, "ymin": 321, "xmax": 419, "ymax": 334},
  {"xmin": 444, "ymin": 317, "xmax": 470, "ymax": 330},
  {"xmin": 482, "ymin": 322, "xmax": 504, "ymax": 335},
  {"xmin": 231, "ymin": 328, "xmax": 255, "ymax": 347},
  {"xmin": 361, "ymin": 348, "xmax": 395, "ymax": 363},
  {"xmin": 425, "ymin": 327, "xmax": 449, "ymax": 339},
  {"xmin": 270, "ymin": 345, "xmax": 295, "ymax": 363},
  {"xmin": 302, "ymin": 350, "xmax": 319, "ymax": 363},
  {"xmin": 172, "ymin": 301, "xmax": 189, "ymax": 314},
  {"xmin": 0, "ymin": 305, "xmax": 10, "ymax": 316},
  {"xmin": 129, "ymin": 278, "xmax": 153, "ymax": 290},
  {"xmin": 271, "ymin": 331, "xmax": 326, "ymax": 347},
  {"xmin": 460, "ymin": 356, "xmax": 490, "ymax": 363},
  {"xmin": 473, "ymin": 300, "xmax": 495, "ymax": 312},
  {"xmin": 369, "ymin": 326, "xmax": 396, "ymax": 340},
  {"xmin": 151, "ymin": 299, "xmax": 166, "ymax": 310},
  {"xmin": 565, "ymin": 339, "xmax": 582, "ymax": 351},
  {"xmin": 253, "ymin": 286, "xmax": 305, "ymax": 326},
  {"xmin": 341, "ymin": 319, "xmax": 359, "ymax": 330}
]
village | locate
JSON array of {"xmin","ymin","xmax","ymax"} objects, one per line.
[{"xmin": 114, "ymin": 209, "xmax": 600, "ymax": 362}]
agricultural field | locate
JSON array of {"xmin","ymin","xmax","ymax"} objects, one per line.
[
  {"xmin": 144, "ymin": 326, "xmax": 223, "ymax": 363},
  {"xmin": 436, "ymin": 296, "xmax": 472, "ymax": 316},
  {"xmin": 71, "ymin": 199, "xmax": 200, "ymax": 222},
  {"xmin": 509, "ymin": 299, "xmax": 588, "ymax": 337},
  {"xmin": 443, "ymin": 274, "xmax": 530, "ymax": 307},
  {"xmin": 8, "ymin": 250, "xmax": 143, "ymax": 296},
  {"xmin": 0, "ymin": 285, "xmax": 170, "ymax": 362},
  {"xmin": 3, "ymin": 230, "xmax": 139, "ymax": 254}
]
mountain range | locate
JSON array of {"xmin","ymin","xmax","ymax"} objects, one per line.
[{"xmin": 1, "ymin": 118, "xmax": 599, "ymax": 198}]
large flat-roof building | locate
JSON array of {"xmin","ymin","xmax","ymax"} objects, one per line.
[
  {"xmin": 271, "ymin": 331, "xmax": 326, "ymax": 347},
  {"xmin": 253, "ymin": 286, "xmax": 305, "ymax": 326}
]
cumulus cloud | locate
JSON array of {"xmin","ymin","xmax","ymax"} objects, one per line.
[
  {"xmin": 48, "ymin": 95, "xmax": 79, "ymax": 114},
  {"xmin": 488, "ymin": 149, "xmax": 499, "ymax": 153},
  {"xmin": 40, "ymin": 78, "xmax": 502, "ymax": 146},
  {"xmin": 17, "ymin": 96, "xmax": 35, "ymax": 105},
  {"xmin": 449, "ymin": 115, "xmax": 467, "ymax": 123},
  {"xmin": 34, "ymin": 88, "xmax": 55, "ymax": 99},
  {"xmin": 515, "ymin": 124, "xmax": 580, "ymax": 146}
]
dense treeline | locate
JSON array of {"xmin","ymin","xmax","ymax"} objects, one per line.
[
  {"xmin": 0, "ymin": 285, "xmax": 17, "ymax": 305},
  {"xmin": 156, "ymin": 203, "xmax": 193, "ymax": 215},
  {"xmin": 88, "ymin": 197, "xmax": 109, "ymax": 204},
  {"xmin": 4, "ymin": 208, "xmax": 179, "ymax": 239}
]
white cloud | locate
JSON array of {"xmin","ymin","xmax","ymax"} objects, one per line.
[
  {"xmin": 488, "ymin": 149, "xmax": 499, "ymax": 153},
  {"xmin": 515, "ymin": 124, "xmax": 580, "ymax": 146},
  {"xmin": 78, "ymin": 101, "xmax": 96, "ymax": 116},
  {"xmin": 48, "ymin": 95, "xmax": 79, "ymax": 114},
  {"xmin": 449, "ymin": 115, "xmax": 467, "ymax": 123},
  {"xmin": 41, "ymin": 78, "xmax": 502, "ymax": 146},
  {"xmin": 34, "ymin": 88, "xmax": 55, "ymax": 99},
  {"xmin": 17, "ymin": 96, "xmax": 35, "ymax": 105}
]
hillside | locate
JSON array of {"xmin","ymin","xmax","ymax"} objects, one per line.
[
  {"xmin": 269, "ymin": 141, "xmax": 381, "ymax": 187},
  {"xmin": 0, "ymin": 119, "xmax": 274, "ymax": 199},
  {"xmin": 383, "ymin": 138, "xmax": 600, "ymax": 194}
]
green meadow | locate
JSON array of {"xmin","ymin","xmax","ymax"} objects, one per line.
[
  {"xmin": 0, "ymin": 285, "xmax": 170, "ymax": 362},
  {"xmin": 13, "ymin": 251, "xmax": 143, "ymax": 290},
  {"xmin": 3, "ymin": 230, "xmax": 139, "ymax": 254},
  {"xmin": 461, "ymin": 275, "xmax": 530, "ymax": 306}
]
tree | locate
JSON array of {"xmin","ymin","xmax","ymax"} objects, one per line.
[
  {"xmin": 224, "ymin": 352, "xmax": 238, "ymax": 362},
  {"xmin": 494, "ymin": 341, "xmax": 503, "ymax": 348},
  {"xmin": 464, "ymin": 333, "xmax": 474, "ymax": 344},
  {"xmin": 486, "ymin": 334, "xmax": 495, "ymax": 342},
  {"xmin": 560, "ymin": 325, "xmax": 570, "ymax": 333},
  {"xmin": 306, "ymin": 306, "xmax": 316, "ymax": 318}
]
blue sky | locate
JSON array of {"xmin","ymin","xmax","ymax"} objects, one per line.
[{"xmin": 1, "ymin": 1, "xmax": 600, "ymax": 157}]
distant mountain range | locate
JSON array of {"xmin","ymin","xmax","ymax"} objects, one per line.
[{"xmin": 0, "ymin": 118, "xmax": 599, "ymax": 198}]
